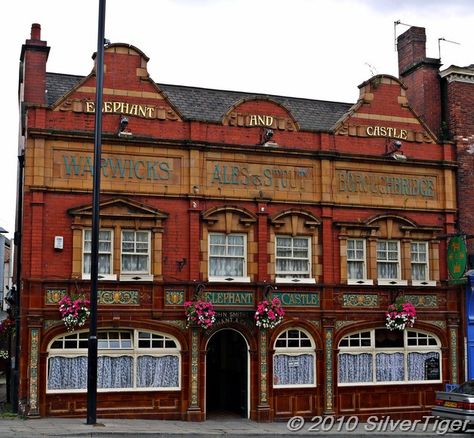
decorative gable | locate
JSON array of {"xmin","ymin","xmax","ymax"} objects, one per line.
[{"xmin": 334, "ymin": 75, "xmax": 436, "ymax": 143}]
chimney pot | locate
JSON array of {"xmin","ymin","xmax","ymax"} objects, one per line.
[{"xmin": 31, "ymin": 23, "xmax": 41, "ymax": 40}]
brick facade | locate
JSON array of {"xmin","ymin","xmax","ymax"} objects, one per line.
[{"xmin": 12, "ymin": 23, "xmax": 462, "ymax": 421}]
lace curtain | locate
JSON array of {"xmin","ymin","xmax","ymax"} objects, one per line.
[
  {"xmin": 338, "ymin": 353, "xmax": 372, "ymax": 383},
  {"xmin": 97, "ymin": 356, "xmax": 133, "ymax": 388},
  {"xmin": 48, "ymin": 356, "xmax": 88, "ymax": 390},
  {"xmin": 48, "ymin": 354, "xmax": 180, "ymax": 390},
  {"xmin": 377, "ymin": 263, "xmax": 398, "ymax": 279},
  {"xmin": 411, "ymin": 264, "xmax": 427, "ymax": 281},
  {"xmin": 137, "ymin": 355, "xmax": 179, "ymax": 387},
  {"xmin": 376, "ymin": 352, "xmax": 404, "ymax": 382},
  {"xmin": 273, "ymin": 354, "xmax": 314, "ymax": 386},
  {"xmin": 209, "ymin": 258, "xmax": 243, "ymax": 277},
  {"xmin": 408, "ymin": 352, "xmax": 439, "ymax": 380},
  {"xmin": 347, "ymin": 261, "xmax": 364, "ymax": 279}
]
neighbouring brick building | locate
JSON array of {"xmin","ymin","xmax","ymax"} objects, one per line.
[
  {"xmin": 14, "ymin": 23, "xmax": 462, "ymax": 421},
  {"xmin": 396, "ymin": 26, "xmax": 474, "ymax": 381}
]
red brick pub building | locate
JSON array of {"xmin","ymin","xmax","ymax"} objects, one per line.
[{"xmin": 15, "ymin": 24, "xmax": 461, "ymax": 421}]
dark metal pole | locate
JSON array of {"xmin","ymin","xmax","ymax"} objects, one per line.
[{"xmin": 87, "ymin": 0, "xmax": 106, "ymax": 425}]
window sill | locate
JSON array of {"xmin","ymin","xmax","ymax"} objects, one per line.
[
  {"xmin": 119, "ymin": 274, "xmax": 153, "ymax": 282},
  {"xmin": 276, "ymin": 278, "xmax": 316, "ymax": 284},
  {"xmin": 411, "ymin": 280, "xmax": 437, "ymax": 287},
  {"xmin": 82, "ymin": 274, "xmax": 117, "ymax": 281},
  {"xmin": 377, "ymin": 279, "xmax": 408, "ymax": 286},
  {"xmin": 347, "ymin": 279, "xmax": 374, "ymax": 285},
  {"xmin": 273, "ymin": 383, "xmax": 316, "ymax": 389},
  {"xmin": 208, "ymin": 276, "xmax": 251, "ymax": 283}
]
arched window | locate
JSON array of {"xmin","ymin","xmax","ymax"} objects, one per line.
[
  {"xmin": 338, "ymin": 328, "xmax": 441, "ymax": 385},
  {"xmin": 47, "ymin": 329, "xmax": 181, "ymax": 393},
  {"xmin": 273, "ymin": 328, "xmax": 316, "ymax": 388}
]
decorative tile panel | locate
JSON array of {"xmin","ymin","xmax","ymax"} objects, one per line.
[
  {"xmin": 259, "ymin": 329, "xmax": 268, "ymax": 404},
  {"xmin": 324, "ymin": 327, "xmax": 334, "ymax": 412},
  {"xmin": 165, "ymin": 290, "xmax": 185, "ymax": 306},
  {"xmin": 450, "ymin": 327, "xmax": 458, "ymax": 384},
  {"xmin": 45, "ymin": 289, "xmax": 66, "ymax": 304},
  {"xmin": 98, "ymin": 290, "xmax": 140, "ymax": 305},
  {"xmin": 28, "ymin": 328, "xmax": 40, "ymax": 416},
  {"xmin": 190, "ymin": 328, "xmax": 199, "ymax": 407},
  {"xmin": 342, "ymin": 294, "xmax": 378, "ymax": 307},
  {"xmin": 404, "ymin": 294, "xmax": 437, "ymax": 308},
  {"xmin": 424, "ymin": 320, "xmax": 446, "ymax": 330},
  {"xmin": 162, "ymin": 320, "xmax": 187, "ymax": 330},
  {"xmin": 335, "ymin": 320, "xmax": 363, "ymax": 331},
  {"xmin": 45, "ymin": 288, "xmax": 140, "ymax": 305}
]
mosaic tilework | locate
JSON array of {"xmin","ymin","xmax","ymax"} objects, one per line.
[
  {"xmin": 28, "ymin": 328, "xmax": 40, "ymax": 416},
  {"xmin": 324, "ymin": 327, "xmax": 334, "ymax": 412},
  {"xmin": 190, "ymin": 328, "xmax": 199, "ymax": 407},
  {"xmin": 404, "ymin": 294, "xmax": 437, "ymax": 308},
  {"xmin": 165, "ymin": 290, "xmax": 185, "ymax": 306},
  {"xmin": 259, "ymin": 329, "xmax": 268, "ymax": 404},
  {"xmin": 450, "ymin": 327, "xmax": 458, "ymax": 384},
  {"xmin": 342, "ymin": 294, "xmax": 378, "ymax": 307}
]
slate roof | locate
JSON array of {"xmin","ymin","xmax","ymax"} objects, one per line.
[{"xmin": 45, "ymin": 72, "xmax": 353, "ymax": 132}]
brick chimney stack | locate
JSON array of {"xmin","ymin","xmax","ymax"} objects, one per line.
[
  {"xmin": 20, "ymin": 23, "xmax": 50, "ymax": 105},
  {"xmin": 397, "ymin": 26, "xmax": 442, "ymax": 138}
]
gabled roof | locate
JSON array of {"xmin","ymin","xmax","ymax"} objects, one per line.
[{"xmin": 45, "ymin": 72, "xmax": 353, "ymax": 132}]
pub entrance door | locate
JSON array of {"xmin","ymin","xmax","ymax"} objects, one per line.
[{"xmin": 206, "ymin": 329, "xmax": 248, "ymax": 418}]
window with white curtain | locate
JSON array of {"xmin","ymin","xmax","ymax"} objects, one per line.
[
  {"xmin": 273, "ymin": 328, "xmax": 316, "ymax": 388},
  {"xmin": 47, "ymin": 330, "xmax": 181, "ymax": 393},
  {"xmin": 411, "ymin": 242, "xmax": 434, "ymax": 285},
  {"xmin": 209, "ymin": 233, "xmax": 248, "ymax": 281},
  {"xmin": 121, "ymin": 230, "xmax": 151, "ymax": 275},
  {"xmin": 83, "ymin": 229, "xmax": 114, "ymax": 279},
  {"xmin": 377, "ymin": 240, "xmax": 400, "ymax": 280},
  {"xmin": 275, "ymin": 236, "xmax": 313, "ymax": 282},
  {"xmin": 346, "ymin": 238, "xmax": 373, "ymax": 284},
  {"xmin": 338, "ymin": 329, "xmax": 441, "ymax": 386}
]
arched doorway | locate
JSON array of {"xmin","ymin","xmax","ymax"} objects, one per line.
[{"xmin": 206, "ymin": 329, "xmax": 248, "ymax": 418}]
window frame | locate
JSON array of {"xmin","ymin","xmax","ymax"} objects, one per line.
[
  {"xmin": 337, "ymin": 329, "xmax": 442, "ymax": 386},
  {"xmin": 346, "ymin": 238, "xmax": 373, "ymax": 285},
  {"xmin": 82, "ymin": 228, "xmax": 116, "ymax": 281},
  {"xmin": 46, "ymin": 329, "xmax": 181, "ymax": 393},
  {"xmin": 376, "ymin": 240, "xmax": 407, "ymax": 286},
  {"xmin": 208, "ymin": 232, "xmax": 250, "ymax": 282},
  {"xmin": 273, "ymin": 328, "xmax": 316, "ymax": 389},
  {"xmin": 411, "ymin": 241, "xmax": 436, "ymax": 286},
  {"xmin": 275, "ymin": 235, "xmax": 315, "ymax": 284},
  {"xmin": 120, "ymin": 230, "xmax": 153, "ymax": 282}
]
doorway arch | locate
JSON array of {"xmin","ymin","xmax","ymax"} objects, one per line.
[{"xmin": 205, "ymin": 328, "xmax": 249, "ymax": 418}]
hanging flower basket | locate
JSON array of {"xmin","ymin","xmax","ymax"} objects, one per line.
[
  {"xmin": 0, "ymin": 317, "xmax": 14, "ymax": 360},
  {"xmin": 385, "ymin": 298, "xmax": 416, "ymax": 331},
  {"xmin": 255, "ymin": 297, "xmax": 285, "ymax": 329},
  {"xmin": 58, "ymin": 295, "xmax": 90, "ymax": 332},
  {"xmin": 184, "ymin": 300, "xmax": 216, "ymax": 330}
]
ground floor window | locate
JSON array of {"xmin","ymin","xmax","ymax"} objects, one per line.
[
  {"xmin": 47, "ymin": 330, "xmax": 181, "ymax": 392},
  {"xmin": 273, "ymin": 328, "xmax": 316, "ymax": 388},
  {"xmin": 338, "ymin": 328, "xmax": 441, "ymax": 385}
]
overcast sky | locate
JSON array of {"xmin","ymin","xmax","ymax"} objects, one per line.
[{"xmin": 1, "ymin": 0, "xmax": 474, "ymax": 238}]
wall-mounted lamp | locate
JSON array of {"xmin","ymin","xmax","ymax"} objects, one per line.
[
  {"xmin": 384, "ymin": 139, "xmax": 406, "ymax": 160},
  {"xmin": 177, "ymin": 258, "xmax": 187, "ymax": 272},
  {"xmin": 118, "ymin": 115, "xmax": 132, "ymax": 137},
  {"xmin": 259, "ymin": 127, "xmax": 277, "ymax": 147}
]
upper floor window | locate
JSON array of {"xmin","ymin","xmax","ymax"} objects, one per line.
[
  {"xmin": 121, "ymin": 230, "xmax": 151, "ymax": 276},
  {"xmin": 338, "ymin": 329, "xmax": 441, "ymax": 386},
  {"xmin": 275, "ymin": 236, "xmax": 311, "ymax": 281},
  {"xmin": 47, "ymin": 329, "xmax": 181, "ymax": 393},
  {"xmin": 411, "ymin": 242, "xmax": 431, "ymax": 285},
  {"xmin": 377, "ymin": 240, "xmax": 400, "ymax": 281},
  {"xmin": 83, "ymin": 229, "xmax": 114, "ymax": 279},
  {"xmin": 273, "ymin": 328, "xmax": 316, "ymax": 388},
  {"xmin": 209, "ymin": 233, "xmax": 248, "ymax": 282},
  {"xmin": 347, "ymin": 239, "xmax": 371, "ymax": 284}
]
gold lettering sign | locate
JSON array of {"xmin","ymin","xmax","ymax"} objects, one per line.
[
  {"xmin": 85, "ymin": 101, "xmax": 156, "ymax": 119},
  {"xmin": 224, "ymin": 111, "xmax": 297, "ymax": 131},
  {"xmin": 366, "ymin": 125, "xmax": 408, "ymax": 140}
]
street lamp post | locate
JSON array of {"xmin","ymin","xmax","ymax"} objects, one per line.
[{"xmin": 86, "ymin": 0, "xmax": 106, "ymax": 425}]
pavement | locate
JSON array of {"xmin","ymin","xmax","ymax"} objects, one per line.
[
  {"xmin": 0, "ymin": 414, "xmax": 471, "ymax": 437},
  {"xmin": 0, "ymin": 377, "xmax": 471, "ymax": 437}
]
